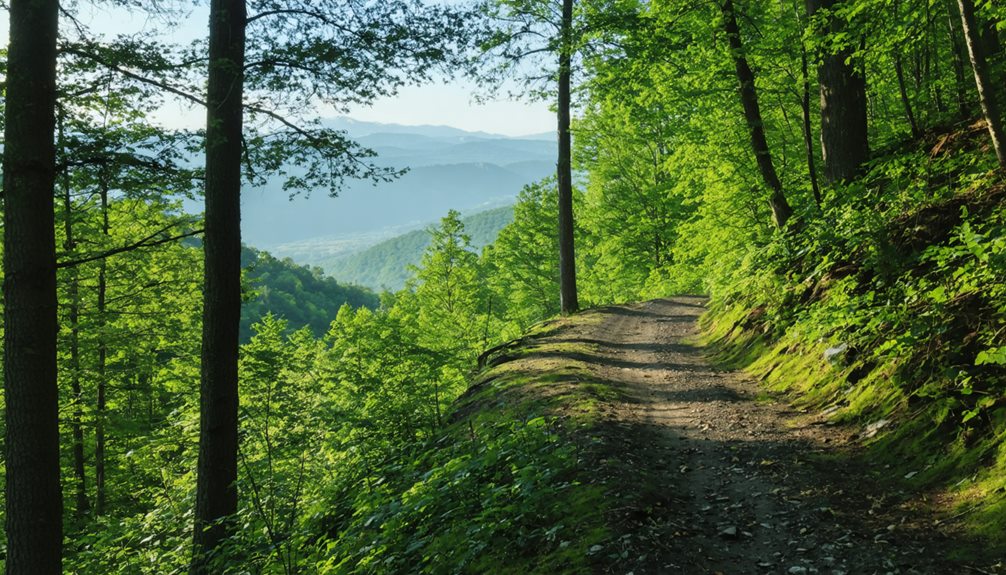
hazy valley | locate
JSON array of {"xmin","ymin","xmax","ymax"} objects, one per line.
[{"xmin": 240, "ymin": 118, "xmax": 552, "ymax": 288}]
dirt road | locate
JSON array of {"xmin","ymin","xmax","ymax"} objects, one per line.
[{"xmin": 540, "ymin": 297, "xmax": 996, "ymax": 574}]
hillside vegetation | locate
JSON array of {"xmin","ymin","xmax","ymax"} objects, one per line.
[
  {"xmin": 241, "ymin": 246, "xmax": 379, "ymax": 340},
  {"xmin": 322, "ymin": 206, "xmax": 515, "ymax": 291},
  {"xmin": 699, "ymin": 123, "xmax": 1006, "ymax": 542}
]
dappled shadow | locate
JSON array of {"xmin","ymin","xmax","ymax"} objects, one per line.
[
  {"xmin": 645, "ymin": 384, "xmax": 743, "ymax": 404},
  {"xmin": 514, "ymin": 350, "xmax": 703, "ymax": 373},
  {"xmin": 654, "ymin": 314, "xmax": 698, "ymax": 324},
  {"xmin": 651, "ymin": 297, "xmax": 708, "ymax": 310},
  {"xmin": 546, "ymin": 337, "xmax": 700, "ymax": 355},
  {"xmin": 596, "ymin": 306, "xmax": 668, "ymax": 319},
  {"xmin": 580, "ymin": 416, "xmax": 982, "ymax": 575},
  {"xmin": 458, "ymin": 298, "xmax": 992, "ymax": 575}
]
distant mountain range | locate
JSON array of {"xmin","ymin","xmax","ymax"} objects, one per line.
[
  {"xmin": 320, "ymin": 117, "xmax": 554, "ymax": 142},
  {"xmin": 238, "ymin": 117, "xmax": 555, "ymax": 283}
]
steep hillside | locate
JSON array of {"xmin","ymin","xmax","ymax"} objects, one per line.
[
  {"xmin": 240, "ymin": 246, "xmax": 378, "ymax": 341},
  {"xmin": 700, "ymin": 121, "xmax": 1006, "ymax": 548},
  {"xmin": 313, "ymin": 299, "xmax": 998, "ymax": 573},
  {"xmin": 322, "ymin": 206, "xmax": 514, "ymax": 291}
]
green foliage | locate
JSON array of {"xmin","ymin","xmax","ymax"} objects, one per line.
[
  {"xmin": 320, "ymin": 417, "xmax": 603, "ymax": 574},
  {"xmin": 13, "ymin": 0, "xmax": 1006, "ymax": 570},
  {"xmin": 574, "ymin": 97, "xmax": 701, "ymax": 301},
  {"xmin": 323, "ymin": 206, "xmax": 514, "ymax": 292},
  {"xmin": 412, "ymin": 210, "xmax": 499, "ymax": 363},
  {"xmin": 700, "ymin": 129, "xmax": 1006, "ymax": 532},
  {"xmin": 241, "ymin": 246, "xmax": 379, "ymax": 341},
  {"xmin": 484, "ymin": 181, "xmax": 562, "ymax": 329}
]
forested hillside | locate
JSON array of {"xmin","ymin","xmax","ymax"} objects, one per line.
[
  {"xmin": 321, "ymin": 205, "xmax": 514, "ymax": 290},
  {"xmin": 240, "ymin": 246, "xmax": 379, "ymax": 339},
  {"xmin": 2, "ymin": 0, "xmax": 1006, "ymax": 573}
]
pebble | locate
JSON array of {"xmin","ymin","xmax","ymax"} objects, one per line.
[{"xmin": 719, "ymin": 526, "xmax": 738, "ymax": 538}]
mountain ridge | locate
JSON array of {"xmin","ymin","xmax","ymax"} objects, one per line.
[{"xmin": 237, "ymin": 117, "xmax": 554, "ymax": 251}]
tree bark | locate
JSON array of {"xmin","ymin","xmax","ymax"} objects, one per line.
[
  {"xmin": 557, "ymin": 0, "xmax": 579, "ymax": 313},
  {"xmin": 945, "ymin": 0, "xmax": 972, "ymax": 120},
  {"xmin": 800, "ymin": 37, "xmax": 823, "ymax": 208},
  {"xmin": 807, "ymin": 0, "xmax": 870, "ymax": 183},
  {"xmin": 190, "ymin": 0, "xmax": 246, "ymax": 573},
  {"xmin": 721, "ymin": 0, "xmax": 793, "ymax": 228},
  {"xmin": 956, "ymin": 0, "xmax": 1006, "ymax": 168},
  {"xmin": 2, "ymin": 1, "xmax": 63, "ymax": 573},
  {"xmin": 894, "ymin": 53, "xmax": 922, "ymax": 138}
]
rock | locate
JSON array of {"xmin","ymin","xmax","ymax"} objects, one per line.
[
  {"xmin": 719, "ymin": 526, "xmax": 738, "ymax": 539},
  {"xmin": 863, "ymin": 418, "xmax": 891, "ymax": 438},
  {"xmin": 823, "ymin": 343, "xmax": 849, "ymax": 363},
  {"xmin": 788, "ymin": 566, "xmax": 809, "ymax": 575}
]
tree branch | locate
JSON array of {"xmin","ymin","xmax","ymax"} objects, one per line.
[{"xmin": 57, "ymin": 227, "xmax": 204, "ymax": 269}]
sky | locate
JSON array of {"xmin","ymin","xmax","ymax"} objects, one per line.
[{"xmin": 1, "ymin": 3, "xmax": 555, "ymax": 138}]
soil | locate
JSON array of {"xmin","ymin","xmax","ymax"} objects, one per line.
[{"xmin": 536, "ymin": 297, "xmax": 1003, "ymax": 575}]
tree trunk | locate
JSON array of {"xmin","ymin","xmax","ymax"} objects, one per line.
[
  {"xmin": 60, "ymin": 117, "xmax": 91, "ymax": 517},
  {"xmin": 96, "ymin": 172, "xmax": 110, "ymax": 516},
  {"xmin": 721, "ymin": 0, "xmax": 793, "ymax": 228},
  {"xmin": 800, "ymin": 38, "xmax": 823, "ymax": 208},
  {"xmin": 807, "ymin": 0, "xmax": 870, "ymax": 183},
  {"xmin": 191, "ymin": 0, "xmax": 246, "ymax": 572},
  {"xmin": 957, "ymin": 0, "xmax": 1006, "ymax": 168},
  {"xmin": 945, "ymin": 0, "xmax": 971, "ymax": 120},
  {"xmin": 2, "ymin": 1, "xmax": 63, "ymax": 573},
  {"xmin": 926, "ymin": 2, "xmax": 946, "ymax": 116},
  {"xmin": 895, "ymin": 53, "xmax": 922, "ymax": 138},
  {"xmin": 557, "ymin": 0, "xmax": 579, "ymax": 313}
]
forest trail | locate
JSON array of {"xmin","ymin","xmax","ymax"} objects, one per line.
[{"xmin": 546, "ymin": 297, "xmax": 994, "ymax": 575}]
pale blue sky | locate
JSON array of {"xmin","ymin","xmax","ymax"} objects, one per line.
[{"xmin": 2, "ymin": 3, "xmax": 555, "ymax": 137}]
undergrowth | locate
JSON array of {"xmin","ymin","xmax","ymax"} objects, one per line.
[
  {"xmin": 314, "ymin": 314, "xmax": 640, "ymax": 573},
  {"xmin": 699, "ymin": 121, "xmax": 1006, "ymax": 551}
]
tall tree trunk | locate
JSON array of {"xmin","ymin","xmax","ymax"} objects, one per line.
[
  {"xmin": 95, "ymin": 172, "xmax": 110, "ymax": 516},
  {"xmin": 945, "ymin": 0, "xmax": 971, "ymax": 120},
  {"xmin": 957, "ymin": 0, "xmax": 1006, "ymax": 168},
  {"xmin": 807, "ymin": 0, "xmax": 870, "ymax": 183},
  {"xmin": 799, "ymin": 32, "xmax": 823, "ymax": 208},
  {"xmin": 2, "ymin": 1, "xmax": 63, "ymax": 573},
  {"xmin": 895, "ymin": 53, "xmax": 922, "ymax": 138},
  {"xmin": 927, "ymin": 2, "xmax": 946, "ymax": 116},
  {"xmin": 721, "ymin": 0, "xmax": 793, "ymax": 228},
  {"xmin": 557, "ymin": 0, "xmax": 579, "ymax": 313},
  {"xmin": 191, "ymin": 0, "xmax": 246, "ymax": 572},
  {"xmin": 981, "ymin": 20, "xmax": 1001, "ymax": 73},
  {"xmin": 60, "ymin": 116, "xmax": 91, "ymax": 517}
]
